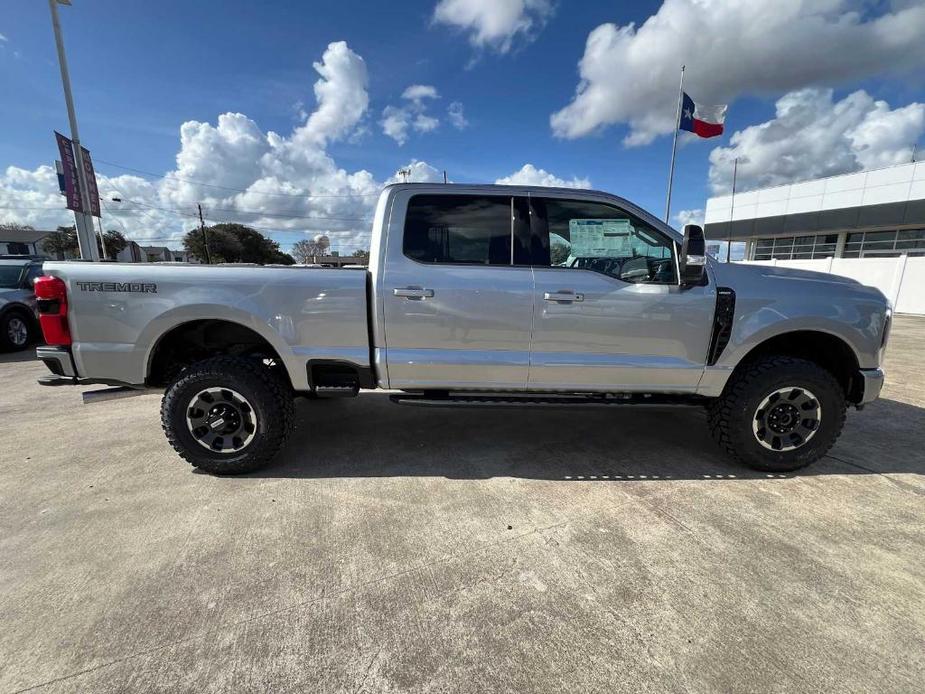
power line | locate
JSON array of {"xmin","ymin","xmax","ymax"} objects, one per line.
[
  {"xmin": 101, "ymin": 195, "xmax": 372, "ymax": 224},
  {"xmin": 93, "ymin": 158, "xmax": 382, "ymax": 199}
]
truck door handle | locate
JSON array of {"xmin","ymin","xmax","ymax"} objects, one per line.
[
  {"xmin": 544, "ymin": 291, "xmax": 584, "ymax": 303},
  {"xmin": 393, "ymin": 287, "xmax": 434, "ymax": 299}
]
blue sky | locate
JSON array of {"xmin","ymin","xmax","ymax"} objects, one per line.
[{"xmin": 1, "ymin": 0, "xmax": 924, "ymax": 252}]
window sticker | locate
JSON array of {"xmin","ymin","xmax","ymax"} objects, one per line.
[{"xmin": 568, "ymin": 219, "xmax": 634, "ymax": 257}]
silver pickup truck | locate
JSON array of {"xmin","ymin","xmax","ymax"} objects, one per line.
[{"xmin": 34, "ymin": 183, "xmax": 890, "ymax": 475}]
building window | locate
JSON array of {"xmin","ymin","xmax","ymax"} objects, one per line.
[
  {"xmin": 756, "ymin": 231, "xmax": 925, "ymax": 260},
  {"xmin": 753, "ymin": 234, "xmax": 839, "ymax": 261},
  {"xmin": 842, "ymin": 230, "xmax": 925, "ymax": 258}
]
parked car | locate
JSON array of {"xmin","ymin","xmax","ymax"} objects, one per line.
[
  {"xmin": 33, "ymin": 184, "xmax": 890, "ymax": 475},
  {"xmin": 0, "ymin": 256, "xmax": 44, "ymax": 351}
]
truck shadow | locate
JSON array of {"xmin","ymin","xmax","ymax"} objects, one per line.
[{"xmin": 258, "ymin": 393, "xmax": 925, "ymax": 482}]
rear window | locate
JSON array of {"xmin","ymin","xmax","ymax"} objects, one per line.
[{"xmin": 403, "ymin": 194, "xmax": 512, "ymax": 265}]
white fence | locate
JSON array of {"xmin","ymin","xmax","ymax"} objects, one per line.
[{"xmin": 739, "ymin": 255, "xmax": 925, "ymax": 315}]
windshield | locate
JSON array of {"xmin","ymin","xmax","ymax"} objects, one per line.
[{"xmin": 0, "ymin": 264, "xmax": 27, "ymax": 289}]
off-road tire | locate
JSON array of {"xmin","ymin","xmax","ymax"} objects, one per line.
[
  {"xmin": 0, "ymin": 310, "xmax": 33, "ymax": 351},
  {"xmin": 708, "ymin": 356, "xmax": 846, "ymax": 472},
  {"xmin": 161, "ymin": 356, "xmax": 294, "ymax": 475}
]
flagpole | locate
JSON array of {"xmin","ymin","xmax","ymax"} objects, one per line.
[
  {"xmin": 664, "ymin": 65, "xmax": 685, "ymax": 223},
  {"xmin": 725, "ymin": 157, "xmax": 738, "ymax": 263}
]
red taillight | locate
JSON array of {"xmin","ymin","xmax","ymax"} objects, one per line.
[{"xmin": 34, "ymin": 276, "xmax": 71, "ymax": 346}]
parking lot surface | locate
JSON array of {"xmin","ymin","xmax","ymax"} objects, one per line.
[{"xmin": 1, "ymin": 317, "xmax": 923, "ymax": 693}]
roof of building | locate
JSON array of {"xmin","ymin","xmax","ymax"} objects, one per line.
[
  {"xmin": 0, "ymin": 229, "xmax": 52, "ymax": 243},
  {"xmin": 704, "ymin": 161, "xmax": 925, "ymax": 241}
]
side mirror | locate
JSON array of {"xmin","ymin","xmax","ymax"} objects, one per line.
[{"xmin": 679, "ymin": 224, "xmax": 706, "ymax": 286}]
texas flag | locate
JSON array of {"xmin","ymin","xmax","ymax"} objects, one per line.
[{"xmin": 679, "ymin": 92, "xmax": 727, "ymax": 138}]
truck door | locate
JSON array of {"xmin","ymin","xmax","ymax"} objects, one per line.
[
  {"xmin": 527, "ymin": 196, "xmax": 715, "ymax": 392},
  {"xmin": 380, "ymin": 192, "xmax": 535, "ymax": 390}
]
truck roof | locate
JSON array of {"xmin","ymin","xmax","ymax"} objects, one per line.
[{"xmin": 380, "ymin": 182, "xmax": 677, "ymax": 236}]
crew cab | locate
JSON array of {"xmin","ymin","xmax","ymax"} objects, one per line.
[{"xmin": 34, "ymin": 184, "xmax": 890, "ymax": 474}]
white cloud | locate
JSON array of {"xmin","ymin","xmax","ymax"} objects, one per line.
[
  {"xmin": 0, "ymin": 41, "xmax": 440, "ymax": 254},
  {"xmin": 0, "ymin": 33, "xmax": 8, "ymax": 43},
  {"xmin": 381, "ymin": 84, "xmax": 449, "ymax": 145},
  {"xmin": 551, "ymin": 0, "xmax": 925, "ymax": 146},
  {"xmin": 388, "ymin": 160, "xmax": 445, "ymax": 184},
  {"xmin": 433, "ymin": 0, "xmax": 554, "ymax": 54},
  {"xmin": 447, "ymin": 101, "xmax": 468, "ymax": 129},
  {"xmin": 300, "ymin": 41, "xmax": 369, "ymax": 146},
  {"xmin": 381, "ymin": 106, "xmax": 413, "ymax": 146},
  {"xmin": 708, "ymin": 88, "xmax": 925, "ymax": 193},
  {"xmin": 413, "ymin": 114, "xmax": 440, "ymax": 133},
  {"xmin": 673, "ymin": 208, "xmax": 704, "ymax": 228},
  {"xmin": 402, "ymin": 84, "xmax": 439, "ymax": 103},
  {"xmin": 494, "ymin": 164, "xmax": 590, "ymax": 188}
]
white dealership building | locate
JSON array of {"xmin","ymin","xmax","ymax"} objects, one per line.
[{"xmin": 704, "ymin": 160, "xmax": 925, "ymax": 315}]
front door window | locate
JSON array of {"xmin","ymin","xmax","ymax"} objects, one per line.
[{"xmin": 534, "ymin": 198, "xmax": 677, "ymax": 284}]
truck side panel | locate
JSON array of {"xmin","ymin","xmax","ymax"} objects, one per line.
[{"xmin": 42, "ymin": 263, "xmax": 371, "ymax": 390}]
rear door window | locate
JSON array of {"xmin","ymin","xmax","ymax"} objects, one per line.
[{"xmin": 403, "ymin": 194, "xmax": 528, "ymax": 265}]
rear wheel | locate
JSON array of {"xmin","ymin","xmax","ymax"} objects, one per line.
[
  {"xmin": 1, "ymin": 311, "xmax": 33, "ymax": 351},
  {"xmin": 708, "ymin": 356, "xmax": 846, "ymax": 472},
  {"xmin": 161, "ymin": 356, "xmax": 294, "ymax": 474}
]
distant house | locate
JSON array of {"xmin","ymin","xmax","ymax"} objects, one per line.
[
  {"xmin": 140, "ymin": 245, "xmax": 173, "ymax": 263},
  {"xmin": 0, "ymin": 229, "xmax": 52, "ymax": 257},
  {"xmin": 114, "ymin": 240, "xmax": 142, "ymax": 262},
  {"xmin": 170, "ymin": 250, "xmax": 199, "ymax": 263}
]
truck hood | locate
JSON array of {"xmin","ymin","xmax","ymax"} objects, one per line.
[
  {"xmin": 712, "ymin": 260, "xmax": 857, "ymax": 286},
  {"xmin": 710, "ymin": 260, "xmax": 889, "ymax": 304}
]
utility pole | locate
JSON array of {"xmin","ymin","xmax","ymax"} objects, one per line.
[
  {"xmin": 198, "ymin": 204, "xmax": 212, "ymax": 264},
  {"xmin": 443, "ymin": 170, "xmax": 447, "ymax": 184},
  {"xmin": 48, "ymin": 0, "xmax": 100, "ymax": 261},
  {"xmin": 96, "ymin": 216, "xmax": 108, "ymax": 259}
]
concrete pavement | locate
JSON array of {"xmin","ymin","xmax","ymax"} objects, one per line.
[{"xmin": 0, "ymin": 317, "xmax": 923, "ymax": 692}]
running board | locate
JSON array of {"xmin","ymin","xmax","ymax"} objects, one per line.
[
  {"xmin": 82, "ymin": 386, "xmax": 160, "ymax": 405},
  {"xmin": 389, "ymin": 392, "xmax": 707, "ymax": 409}
]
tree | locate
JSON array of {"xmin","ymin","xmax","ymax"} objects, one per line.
[
  {"xmin": 0, "ymin": 222, "xmax": 35, "ymax": 232},
  {"xmin": 181, "ymin": 223, "xmax": 291, "ymax": 265},
  {"xmin": 42, "ymin": 226, "xmax": 79, "ymax": 260},
  {"xmin": 292, "ymin": 235, "xmax": 330, "ymax": 264},
  {"xmin": 98, "ymin": 229, "xmax": 127, "ymax": 260},
  {"xmin": 0, "ymin": 223, "xmax": 36, "ymax": 256},
  {"xmin": 353, "ymin": 248, "xmax": 370, "ymax": 258},
  {"xmin": 183, "ymin": 227, "xmax": 242, "ymax": 263}
]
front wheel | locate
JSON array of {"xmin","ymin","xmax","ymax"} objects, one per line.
[
  {"xmin": 708, "ymin": 356, "xmax": 846, "ymax": 472},
  {"xmin": 161, "ymin": 356, "xmax": 294, "ymax": 475}
]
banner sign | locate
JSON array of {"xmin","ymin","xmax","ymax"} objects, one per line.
[
  {"xmin": 54, "ymin": 131, "xmax": 82, "ymax": 213},
  {"xmin": 55, "ymin": 160, "xmax": 66, "ymax": 195},
  {"xmin": 80, "ymin": 145, "xmax": 101, "ymax": 217}
]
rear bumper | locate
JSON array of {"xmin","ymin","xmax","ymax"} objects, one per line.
[
  {"xmin": 36, "ymin": 345, "xmax": 76, "ymax": 378},
  {"xmin": 857, "ymin": 368, "xmax": 885, "ymax": 405}
]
